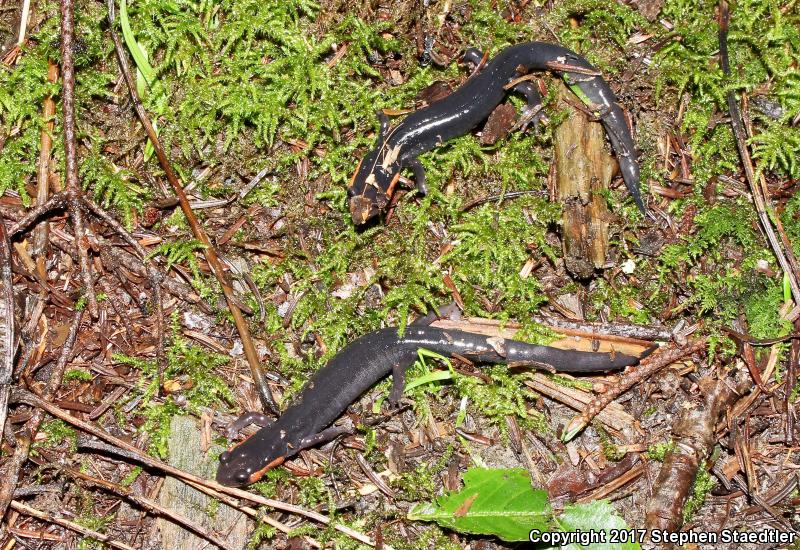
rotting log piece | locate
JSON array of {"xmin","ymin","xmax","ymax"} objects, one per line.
[
  {"xmin": 645, "ymin": 367, "xmax": 753, "ymax": 534},
  {"xmin": 554, "ymin": 81, "xmax": 617, "ymax": 278}
]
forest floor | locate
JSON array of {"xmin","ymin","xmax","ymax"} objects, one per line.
[{"xmin": 1, "ymin": 0, "xmax": 800, "ymax": 547}]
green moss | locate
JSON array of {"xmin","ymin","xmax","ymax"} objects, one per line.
[
  {"xmin": 393, "ymin": 446, "xmax": 454, "ymax": 501},
  {"xmin": 121, "ymin": 466, "xmax": 143, "ymax": 486},
  {"xmin": 36, "ymin": 419, "xmax": 78, "ymax": 452},
  {"xmin": 296, "ymin": 476, "xmax": 329, "ymax": 507},
  {"xmin": 554, "ymin": 0, "xmax": 646, "ymax": 57},
  {"xmin": 252, "ymin": 467, "xmax": 292, "ymax": 499},
  {"xmin": 63, "ymin": 368, "xmax": 93, "ymax": 383},
  {"xmin": 246, "ymin": 521, "xmax": 277, "ymax": 549},
  {"xmin": 646, "ymin": 441, "xmax": 676, "ymax": 461},
  {"xmin": 385, "ymin": 525, "xmax": 463, "ymax": 550},
  {"xmin": 683, "ymin": 466, "xmax": 716, "ymax": 521},
  {"xmin": 112, "ymin": 315, "xmax": 234, "ymax": 457},
  {"xmin": 654, "ymin": 0, "xmax": 800, "ymax": 185},
  {"xmin": 454, "ymin": 366, "xmax": 548, "ymax": 435},
  {"xmin": 596, "ymin": 426, "xmax": 626, "ymax": 461}
]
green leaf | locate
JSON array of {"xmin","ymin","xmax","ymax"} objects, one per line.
[
  {"xmin": 408, "ymin": 468, "xmax": 551, "ymax": 541},
  {"xmin": 119, "ymin": 0, "xmax": 157, "ymax": 88},
  {"xmin": 555, "ymin": 500, "xmax": 641, "ymax": 550}
]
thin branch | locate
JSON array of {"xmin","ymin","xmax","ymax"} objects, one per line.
[
  {"xmin": 60, "ymin": 0, "xmax": 98, "ymax": 317},
  {"xmin": 12, "ymin": 388, "xmax": 375, "ymax": 546},
  {"xmin": 106, "ymin": 0, "xmax": 276, "ymax": 413},
  {"xmin": 32, "ymin": 60, "xmax": 59, "ymax": 259},
  {"xmin": 562, "ymin": 337, "xmax": 708, "ymax": 441},
  {"xmin": 9, "ymin": 192, "xmax": 68, "ymax": 236},
  {"xmin": 10, "ymin": 500, "xmax": 136, "ymax": 550}
]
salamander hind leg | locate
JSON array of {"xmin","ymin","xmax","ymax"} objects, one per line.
[
  {"xmin": 407, "ymin": 158, "xmax": 428, "ymax": 196},
  {"xmin": 510, "ymin": 80, "xmax": 546, "ymax": 131},
  {"xmin": 463, "ymin": 47, "xmax": 485, "ymax": 70}
]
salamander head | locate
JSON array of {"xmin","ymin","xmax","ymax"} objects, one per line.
[
  {"xmin": 216, "ymin": 431, "xmax": 288, "ymax": 487},
  {"xmin": 347, "ymin": 147, "xmax": 401, "ymax": 225}
]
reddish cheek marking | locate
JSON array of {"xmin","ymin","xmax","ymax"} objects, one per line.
[{"xmin": 248, "ymin": 456, "xmax": 285, "ymax": 484}]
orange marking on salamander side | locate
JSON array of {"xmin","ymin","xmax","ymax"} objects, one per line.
[
  {"xmin": 386, "ymin": 172, "xmax": 402, "ymax": 199},
  {"xmin": 348, "ymin": 159, "xmax": 364, "ymax": 191},
  {"xmin": 248, "ymin": 455, "xmax": 286, "ymax": 484}
]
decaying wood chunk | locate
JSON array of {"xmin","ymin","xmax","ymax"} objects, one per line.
[
  {"xmin": 554, "ymin": 81, "xmax": 617, "ymax": 279},
  {"xmin": 157, "ymin": 416, "xmax": 248, "ymax": 549}
]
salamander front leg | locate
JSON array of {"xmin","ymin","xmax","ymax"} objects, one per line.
[
  {"xmin": 407, "ymin": 158, "xmax": 428, "ymax": 196},
  {"xmin": 389, "ymin": 362, "xmax": 408, "ymax": 405},
  {"xmin": 225, "ymin": 411, "xmax": 273, "ymax": 439},
  {"xmin": 298, "ymin": 419, "xmax": 355, "ymax": 450}
]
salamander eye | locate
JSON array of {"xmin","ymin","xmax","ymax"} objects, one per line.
[{"xmin": 219, "ymin": 451, "xmax": 231, "ymax": 463}]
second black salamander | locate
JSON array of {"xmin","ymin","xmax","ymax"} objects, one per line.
[
  {"xmin": 348, "ymin": 41, "xmax": 645, "ymax": 224},
  {"xmin": 217, "ymin": 325, "xmax": 645, "ymax": 487}
]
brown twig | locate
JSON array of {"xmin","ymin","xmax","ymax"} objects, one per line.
[
  {"xmin": 562, "ymin": 337, "xmax": 708, "ymax": 441},
  {"xmin": 12, "ymin": 388, "xmax": 375, "ymax": 546},
  {"xmin": 458, "ymin": 190, "xmax": 546, "ymax": 212},
  {"xmin": 106, "ymin": 0, "xmax": 276, "ymax": 413},
  {"xmin": 31, "ymin": 60, "xmax": 58, "ymax": 260},
  {"xmin": 0, "ymin": 308, "xmax": 84, "ymax": 519},
  {"xmin": 60, "ymin": 0, "xmax": 98, "ymax": 318},
  {"xmin": 532, "ymin": 313, "xmax": 674, "ymax": 341},
  {"xmin": 10, "ymin": 500, "xmax": 136, "ymax": 550},
  {"xmin": 9, "ymin": 192, "xmax": 68, "ymax": 235},
  {"xmin": 0, "ymin": 211, "xmax": 13, "ymax": 441}
]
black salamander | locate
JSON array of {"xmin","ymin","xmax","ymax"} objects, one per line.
[
  {"xmin": 348, "ymin": 41, "xmax": 645, "ymax": 224},
  {"xmin": 216, "ymin": 325, "xmax": 647, "ymax": 487}
]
